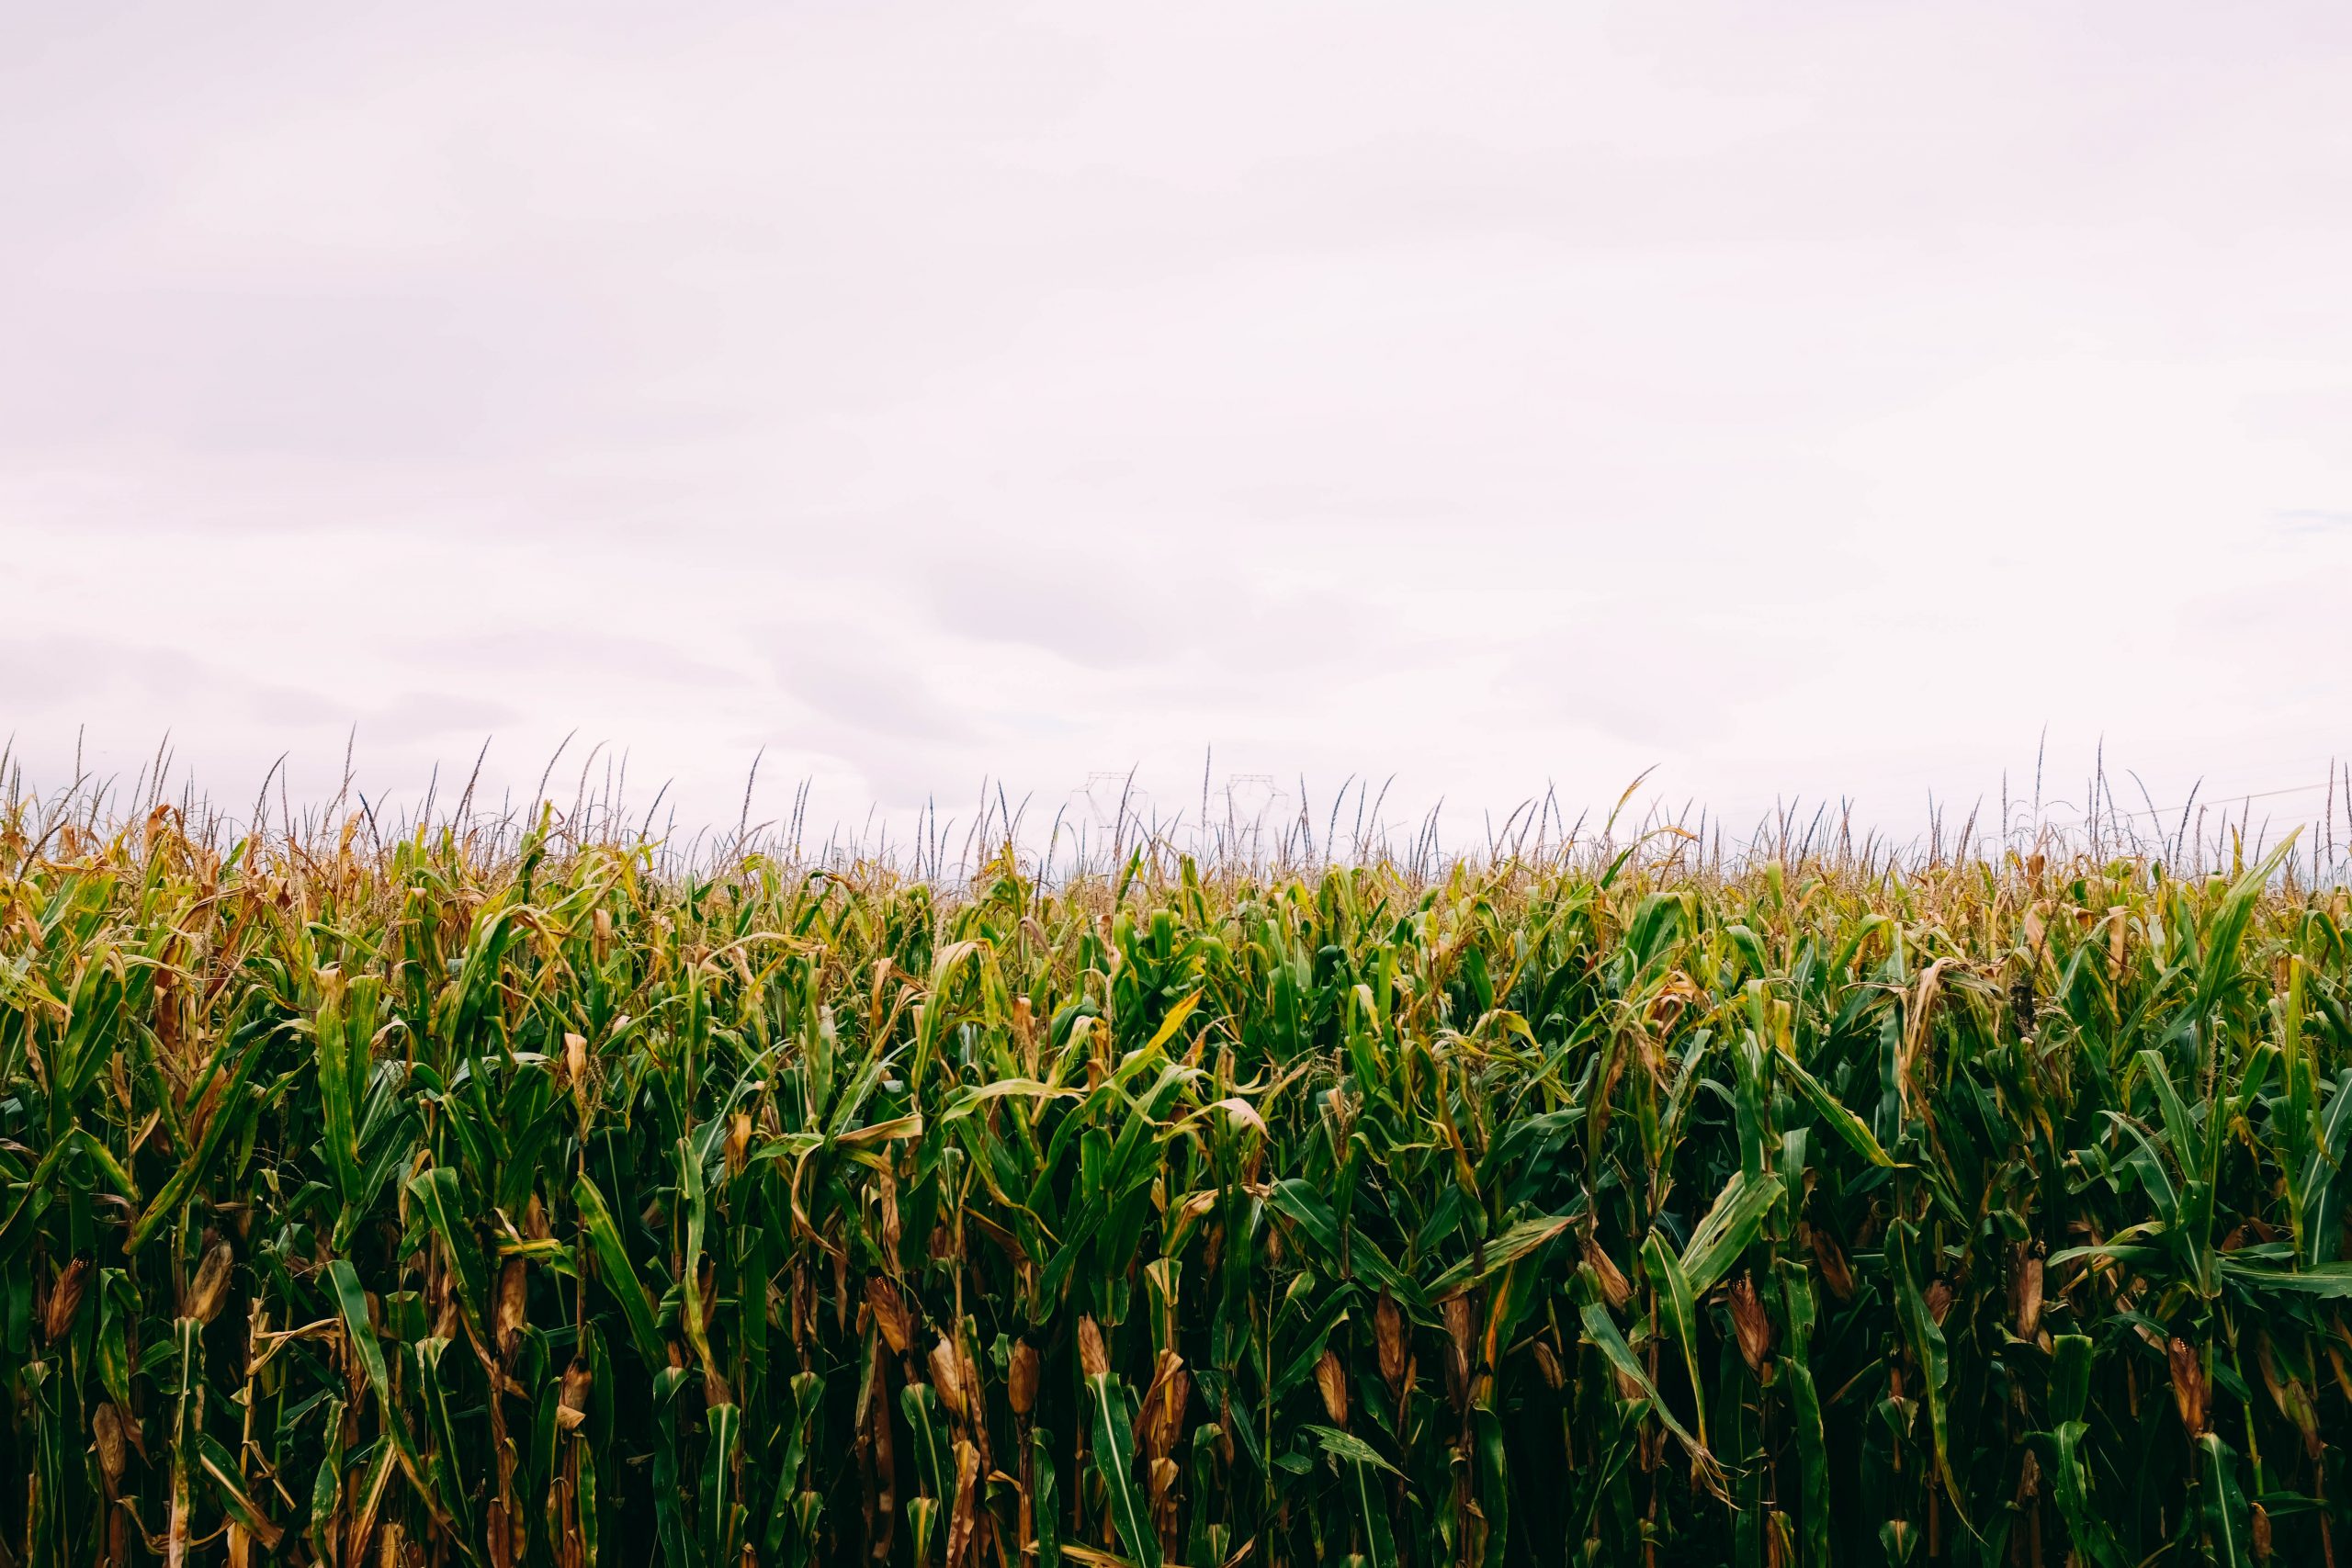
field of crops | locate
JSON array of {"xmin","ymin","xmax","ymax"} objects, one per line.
[{"xmin": 2, "ymin": 800, "xmax": 2348, "ymax": 1567}]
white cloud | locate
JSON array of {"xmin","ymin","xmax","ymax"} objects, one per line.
[{"xmin": 5, "ymin": 1, "xmax": 2350, "ymax": 848}]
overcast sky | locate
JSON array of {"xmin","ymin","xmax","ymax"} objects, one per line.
[{"xmin": 6, "ymin": 3, "xmax": 2351, "ymax": 851}]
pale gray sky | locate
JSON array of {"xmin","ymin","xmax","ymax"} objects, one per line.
[{"xmin": 6, "ymin": 3, "xmax": 2351, "ymax": 846}]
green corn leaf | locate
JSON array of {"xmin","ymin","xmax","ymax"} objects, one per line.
[
  {"xmin": 578, "ymin": 1437, "xmax": 603, "ymax": 1568},
  {"xmin": 1342, "ymin": 1450, "xmax": 1402, "ymax": 1568},
  {"xmin": 2042, "ymin": 1420, "xmax": 2125, "ymax": 1568},
  {"xmin": 1770, "ymin": 1034, "xmax": 1896, "ymax": 1168},
  {"xmin": 406, "ymin": 1166, "xmax": 488, "ymax": 1329},
  {"xmin": 1889, "ymin": 1225, "xmax": 1966, "ymax": 1534},
  {"xmin": 906, "ymin": 1497, "xmax": 939, "ymax": 1568},
  {"xmin": 701, "ymin": 1401, "xmax": 743, "ymax": 1566},
  {"xmin": 650, "ymin": 1367, "xmax": 697, "ymax": 1568},
  {"xmin": 1033, "ymin": 1427, "xmax": 1063, "ymax": 1568},
  {"xmin": 673, "ymin": 1135, "xmax": 722, "ymax": 1385},
  {"xmin": 324, "ymin": 1258, "xmax": 463, "ymax": 1547},
  {"xmin": 902, "ymin": 1382, "xmax": 953, "ymax": 1511},
  {"xmin": 1425, "ymin": 1211, "xmax": 1577, "ymax": 1299},
  {"xmin": 198, "ymin": 1431, "xmax": 285, "ymax": 1552},
  {"xmin": 2195, "ymin": 834, "xmax": 2296, "ymax": 1018},
  {"xmin": 1776, "ymin": 1260, "xmax": 1828, "ymax": 1568},
  {"xmin": 2049, "ymin": 1332, "xmax": 2094, "ymax": 1428},
  {"xmin": 1185, "ymin": 1424, "xmax": 1221, "ymax": 1568},
  {"xmin": 314, "ymin": 967, "xmax": 370, "ymax": 1214},
  {"xmin": 1306, "ymin": 1424, "xmax": 1403, "ymax": 1478},
  {"xmin": 2301, "ymin": 1070, "xmax": 2352, "ymax": 1265},
  {"xmin": 415, "ymin": 1337, "xmax": 475, "ymax": 1540},
  {"xmin": 325, "ymin": 1259, "xmax": 392, "ymax": 1401},
  {"xmin": 308, "ymin": 1398, "xmax": 345, "ymax": 1550},
  {"xmin": 1577, "ymin": 1293, "xmax": 1714, "ymax": 1483},
  {"xmin": 1269, "ymin": 1179, "xmax": 1424, "ymax": 1303},
  {"xmin": 1470, "ymin": 1404, "xmax": 1509, "ymax": 1568},
  {"xmin": 125, "ymin": 1021, "xmax": 276, "ymax": 1252},
  {"xmin": 572, "ymin": 1172, "xmax": 666, "ymax": 1366},
  {"xmin": 764, "ymin": 1371, "xmax": 825, "ymax": 1562},
  {"xmin": 2199, "ymin": 1433, "xmax": 2253, "ymax": 1568},
  {"xmin": 1678, "ymin": 1170, "xmax": 1779, "ymax": 1298},
  {"xmin": 1641, "ymin": 1231, "xmax": 1708, "ymax": 1450},
  {"xmin": 1085, "ymin": 1371, "xmax": 1161, "ymax": 1568},
  {"xmin": 2215, "ymin": 1258, "xmax": 2352, "ymax": 1296}
]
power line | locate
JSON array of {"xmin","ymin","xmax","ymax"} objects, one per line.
[{"xmin": 2106, "ymin": 777, "xmax": 2343, "ymax": 821}]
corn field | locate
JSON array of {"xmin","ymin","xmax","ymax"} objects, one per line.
[{"xmin": 3, "ymin": 797, "xmax": 2350, "ymax": 1568}]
